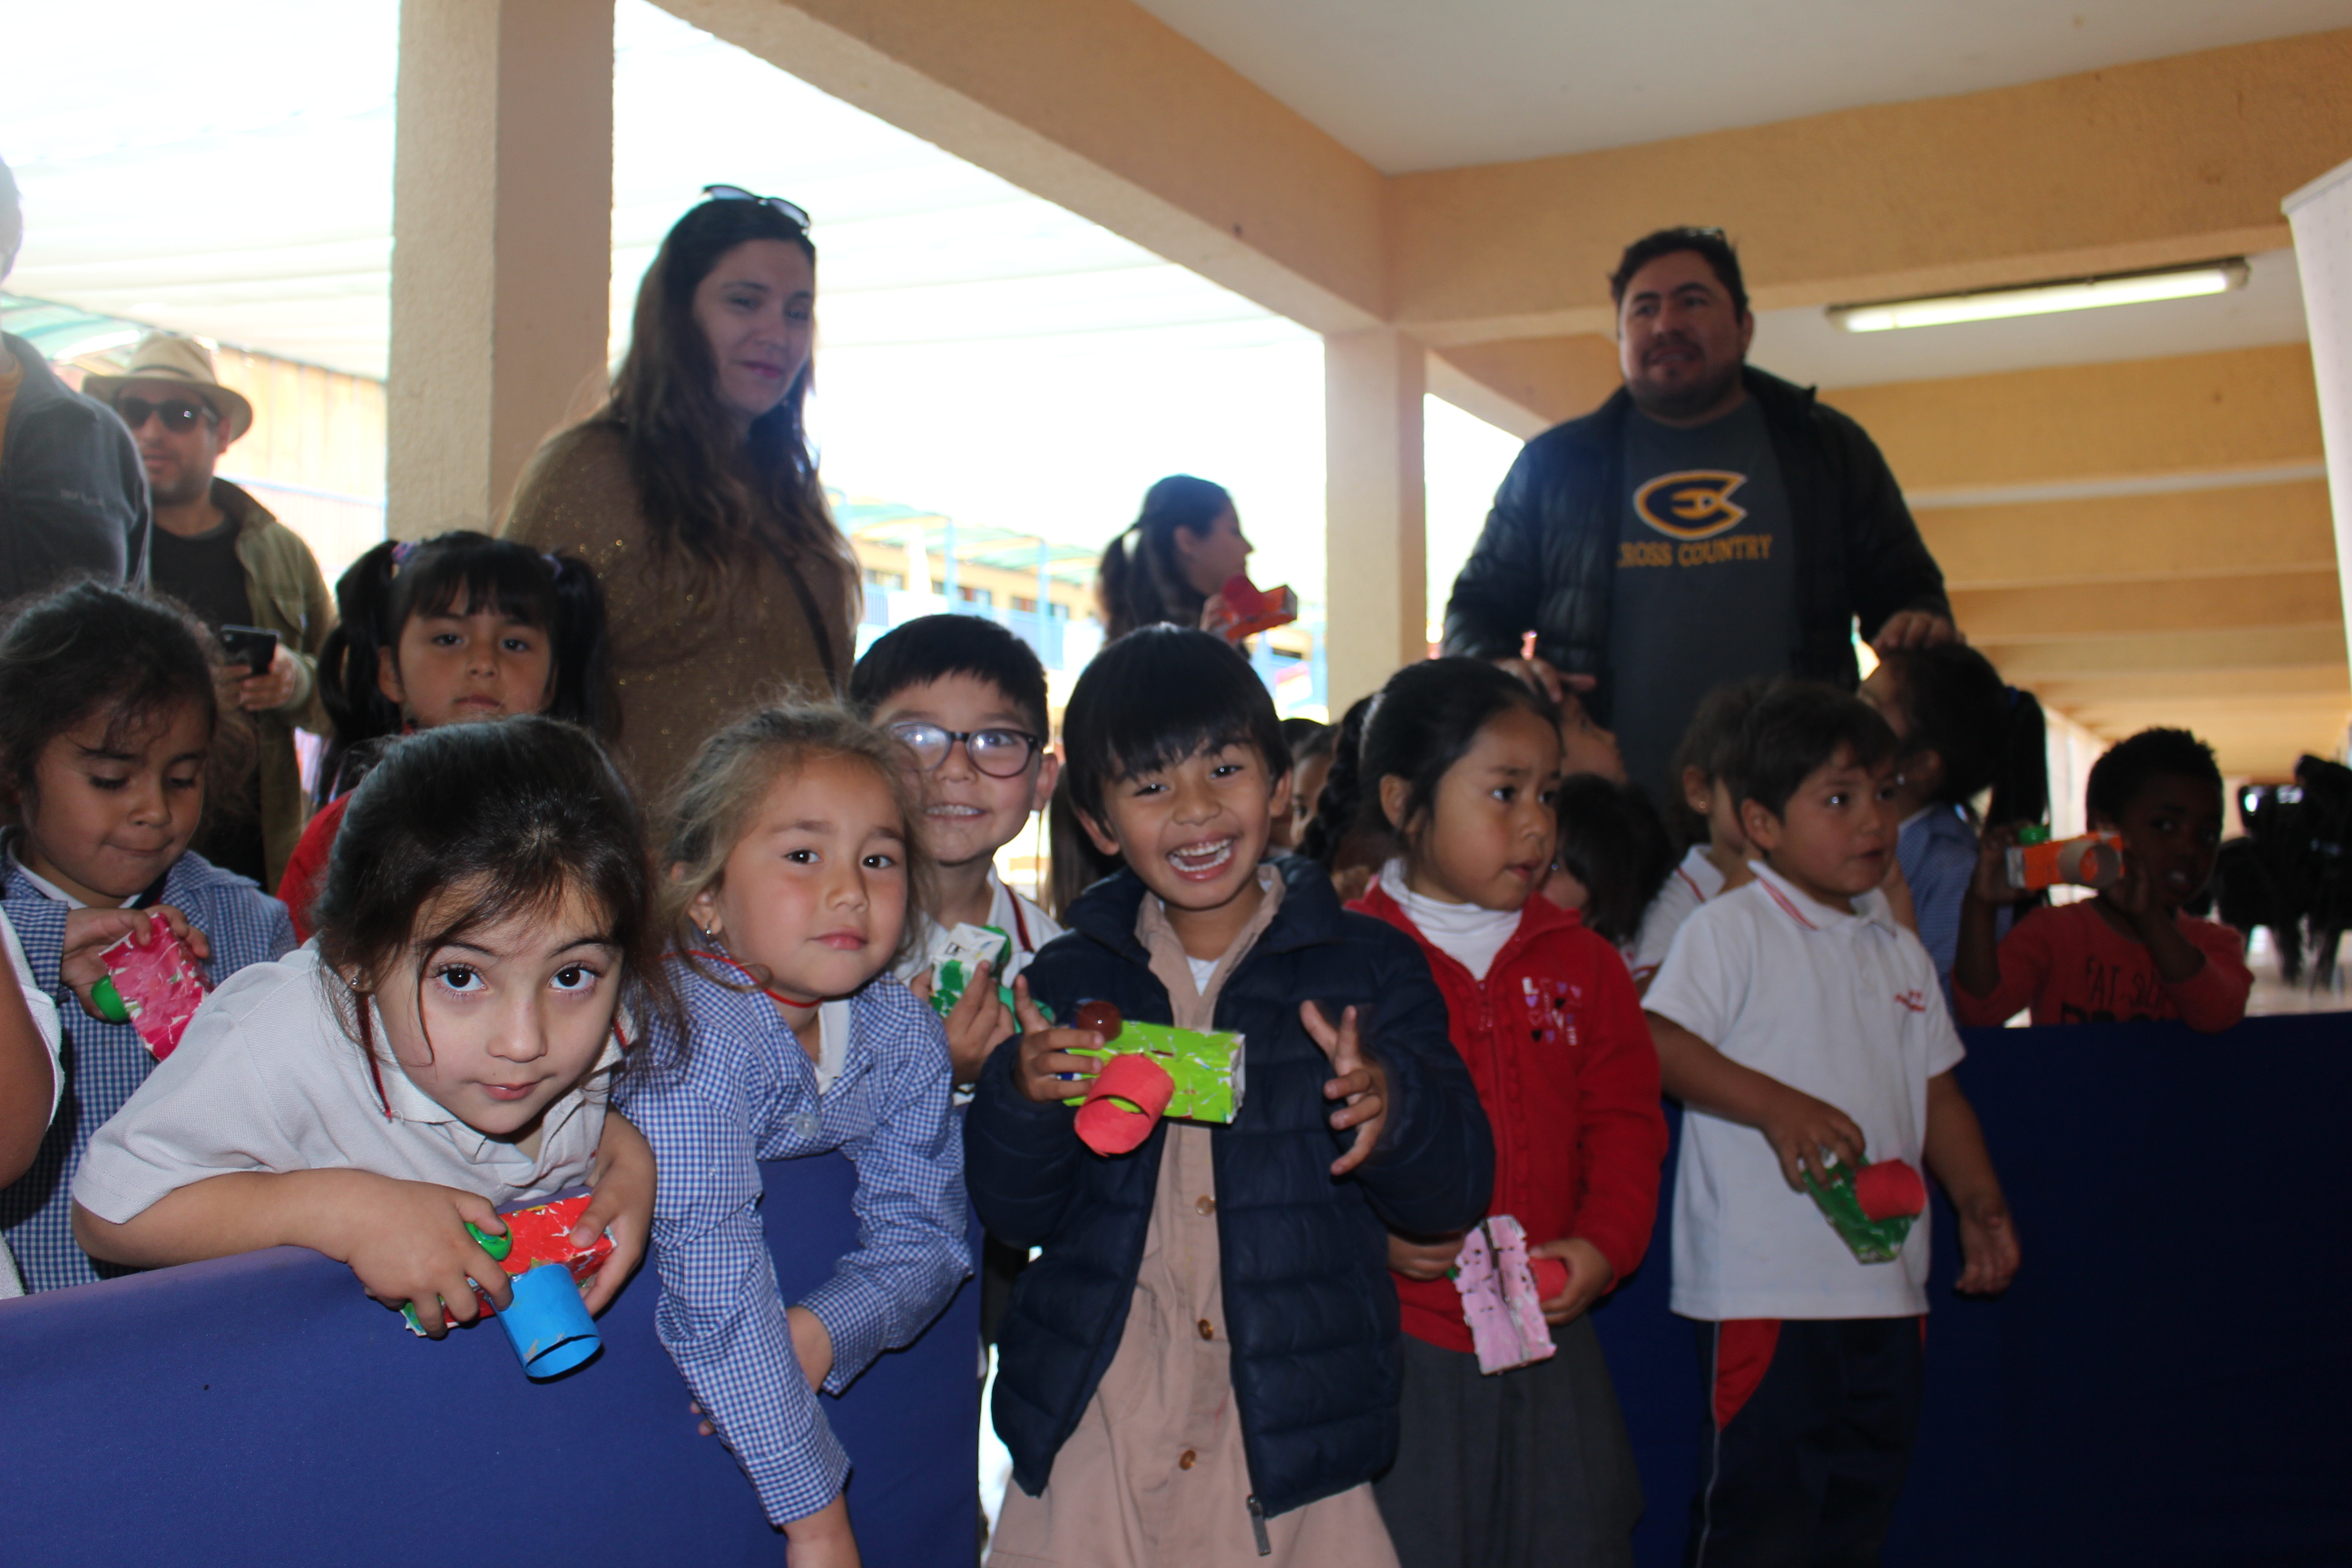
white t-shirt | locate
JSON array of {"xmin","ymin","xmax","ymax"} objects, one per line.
[
  {"xmin": 1628, "ymin": 846, "xmax": 1727, "ymax": 987},
  {"xmin": 1377, "ymin": 861, "xmax": 1520, "ymax": 981},
  {"xmin": 894, "ymin": 868, "xmax": 1064, "ymax": 991},
  {"xmin": 74, "ymin": 946, "xmax": 616, "ymax": 1226},
  {"xmin": 0, "ymin": 911, "xmax": 63, "ymax": 1299},
  {"xmin": 1644, "ymin": 863, "xmax": 1965, "ymax": 1321}
]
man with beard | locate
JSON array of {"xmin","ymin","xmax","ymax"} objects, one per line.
[{"xmin": 1442, "ymin": 228, "xmax": 1954, "ymax": 803}]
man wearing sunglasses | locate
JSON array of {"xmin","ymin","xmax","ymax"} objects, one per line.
[
  {"xmin": 0, "ymin": 154, "xmax": 151, "ymax": 603},
  {"xmin": 84, "ymin": 332, "xmax": 334, "ymax": 891}
]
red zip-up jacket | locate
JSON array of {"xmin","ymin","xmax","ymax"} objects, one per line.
[{"xmin": 1353, "ymin": 882, "xmax": 1668, "ymax": 1355}]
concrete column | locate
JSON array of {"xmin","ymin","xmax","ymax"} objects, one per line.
[
  {"xmin": 1323, "ymin": 328, "xmax": 1427, "ymax": 710},
  {"xmin": 387, "ymin": 0, "xmax": 614, "ymax": 539}
]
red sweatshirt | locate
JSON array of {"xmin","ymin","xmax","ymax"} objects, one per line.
[
  {"xmin": 274, "ymin": 793, "xmax": 349, "ymax": 945},
  {"xmin": 1953, "ymin": 897, "xmax": 2251, "ymax": 1032},
  {"xmin": 1352, "ymin": 883, "xmax": 1667, "ymax": 1354}
]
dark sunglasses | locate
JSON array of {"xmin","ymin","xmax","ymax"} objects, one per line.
[
  {"xmin": 886, "ymin": 722, "xmax": 1042, "ymax": 779},
  {"xmin": 701, "ymin": 183, "xmax": 811, "ymax": 230},
  {"xmin": 117, "ymin": 397, "xmax": 215, "ymax": 433}
]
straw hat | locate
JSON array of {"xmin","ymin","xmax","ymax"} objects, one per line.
[{"xmin": 83, "ymin": 331, "xmax": 253, "ymax": 443}]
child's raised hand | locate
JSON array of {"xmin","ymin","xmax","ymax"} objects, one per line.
[
  {"xmin": 1966, "ymin": 826, "xmax": 2026, "ymax": 907},
  {"xmin": 1953, "ymin": 1193, "xmax": 2021, "ymax": 1296},
  {"xmin": 60, "ymin": 904, "xmax": 212, "ymax": 1018},
  {"xmin": 1010, "ymin": 976, "xmax": 1104, "ymax": 1104},
  {"xmin": 943, "ymin": 959, "xmax": 1017, "ymax": 1086},
  {"xmin": 1758, "ymin": 1083, "xmax": 1867, "ymax": 1191},
  {"xmin": 1300, "ymin": 1001, "xmax": 1387, "ymax": 1177},
  {"xmin": 332, "ymin": 1176, "xmax": 514, "ymax": 1335},
  {"xmin": 1387, "ymin": 1230, "xmax": 1465, "ymax": 1281},
  {"xmin": 573, "ymin": 1112, "xmax": 653, "ymax": 1314},
  {"xmin": 1532, "ymin": 1236, "xmax": 1615, "ymax": 1325}
]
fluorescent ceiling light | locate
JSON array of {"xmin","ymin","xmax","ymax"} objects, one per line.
[{"xmin": 1828, "ymin": 260, "xmax": 2248, "ymax": 333}]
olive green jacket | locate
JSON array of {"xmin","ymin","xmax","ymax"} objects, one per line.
[{"xmin": 215, "ymin": 479, "xmax": 335, "ymax": 887}]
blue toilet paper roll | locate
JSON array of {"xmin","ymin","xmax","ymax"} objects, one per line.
[{"xmin": 498, "ymin": 1263, "xmax": 600, "ymax": 1379}]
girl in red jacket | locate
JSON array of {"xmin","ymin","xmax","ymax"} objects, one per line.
[{"xmin": 1333, "ymin": 658, "xmax": 1668, "ymax": 1568}]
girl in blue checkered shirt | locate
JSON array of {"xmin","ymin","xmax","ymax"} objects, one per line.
[
  {"xmin": 0, "ymin": 583, "xmax": 298, "ymax": 1291},
  {"xmin": 623, "ymin": 705, "xmax": 969, "ymax": 1567}
]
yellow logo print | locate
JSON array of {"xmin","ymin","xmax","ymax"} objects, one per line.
[{"xmin": 1635, "ymin": 471, "xmax": 1749, "ymax": 541}]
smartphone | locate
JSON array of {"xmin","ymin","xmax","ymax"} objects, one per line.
[{"xmin": 217, "ymin": 623, "xmax": 279, "ymax": 676}]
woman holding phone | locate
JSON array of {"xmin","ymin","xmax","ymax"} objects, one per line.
[{"xmin": 502, "ymin": 187, "xmax": 859, "ymax": 803}]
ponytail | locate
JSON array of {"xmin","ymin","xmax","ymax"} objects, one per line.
[
  {"xmin": 544, "ymin": 553, "xmax": 612, "ymax": 740},
  {"xmin": 315, "ymin": 539, "xmax": 405, "ymax": 801},
  {"xmin": 1298, "ymin": 694, "xmax": 1376, "ymax": 867},
  {"xmin": 1877, "ymin": 643, "xmax": 2049, "ymax": 828},
  {"xmin": 1095, "ymin": 475, "xmax": 1230, "ymax": 642},
  {"xmin": 1989, "ymin": 685, "xmax": 2048, "ymax": 828}
]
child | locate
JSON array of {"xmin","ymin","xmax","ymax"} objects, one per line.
[
  {"xmin": 1862, "ymin": 643, "xmax": 2048, "ymax": 992},
  {"xmin": 624, "ymin": 705, "xmax": 969, "ymax": 1563},
  {"xmin": 1298, "ymin": 693, "xmax": 1388, "ymax": 903},
  {"xmin": 1643, "ymin": 681, "xmax": 2019, "ymax": 1562},
  {"xmin": 1276, "ymin": 717, "xmax": 1333, "ymax": 850},
  {"xmin": 1544, "ymin": 773, "xmax": 1676, "ymax": 958},
  {"xmin": 0, "ymin": 583, "xmax": 297, "ymax": 1292},
  {"xmin": 1338, "ymin": 658, "xmax": 1665, "ymax": 1568},
  {"xmin": 71, "ymin": 718, "xmax": 655, "ymax": 1325},
  {"xmin": 279, "ymin": 530, "xmax": 609, "ymax": 937},
  {"xmin": 0, "ymin": 910, "xmax": 64, "ymax": 1297},
  {"xmin": 1954, "ymin": 727, "xmax": 2248, "ymax": 1030},
  {"xmin": 849, "ymin": 612, "xmax": 1063, "ymax": 1089},
  {"xmin": 1627, "ymin": 678, "xmax": 1768, "ymax": 992},
  {"xmin": 969, "ymin": 626, "xmax": 1494, "ymax": 1568}
]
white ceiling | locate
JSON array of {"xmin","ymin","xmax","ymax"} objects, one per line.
[{"xmin": 1132, "ymin": 0, "xmax": 2352, "ymax": 173}]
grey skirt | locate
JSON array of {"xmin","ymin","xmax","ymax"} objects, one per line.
[{"xmin": 1374, "ymin": 1315, "xmax": 1642, "ymax": 1568}]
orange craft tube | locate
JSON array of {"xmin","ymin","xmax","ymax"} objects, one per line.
[{"xmin": 1075, "ymin": 1053, "xmax": 1176, "ymax": 1155}]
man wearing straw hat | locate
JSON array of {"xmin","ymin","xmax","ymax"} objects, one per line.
[
  {"xmin": 0, "ymin": 155, "xmax": 150, "ymax": 602},
  {"xmin": 84, "ymin": 333, "xmax": 334, "ymax": 890}
]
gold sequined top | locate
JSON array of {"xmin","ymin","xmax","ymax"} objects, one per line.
[{"xmin": 501, "ymin": 421, "xmax": 855, "ymax": 807}]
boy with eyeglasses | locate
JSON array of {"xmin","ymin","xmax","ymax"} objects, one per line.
[{"xmin": 851, "ymin": 612, "xmax": 1063, "ymax": 1089}]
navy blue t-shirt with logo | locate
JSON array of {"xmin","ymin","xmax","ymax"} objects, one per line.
[{"xmin": 1606, "ymin": 398, "xmax": 1798, "ymax": 801}]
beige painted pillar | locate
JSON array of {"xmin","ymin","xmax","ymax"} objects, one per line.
[
  {"xmin": 387, "ymin": 0, "xmax": 613, "ymax": 540},
  {"xmin": 1323, "ymin": 328, "xmax": 1428, "ymax": 710}
]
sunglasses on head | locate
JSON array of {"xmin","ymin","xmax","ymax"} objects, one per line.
[
  {"xmin": 116, "ymin": 397, "xmax": 215, "ymax": 433},
  {"xmin": 701, "ymin": 183, "xmax": 811, "ymax": 230}
]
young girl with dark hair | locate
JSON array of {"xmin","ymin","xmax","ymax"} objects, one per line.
[
  {"xmin": 506, "ymin": 187, "xmax": 861, "ymax": 801},
  {"xmin": 1861, "ymin": 643, "xmax": 2049, "ymax": 990},
  {"xmin": 72, "ymin": 717, "xmax": 657, "ymax": 1326},
  {"xmin": 0, "ymin": 583, "xmax": 295, "ymax": 1292},
  {"xmin": 1345, "ymin": 658, "xmax": 1665, "ymax": 1568},
  {"xmin": 1297, "ymin": 693, "xmax": 1389, "ymax": 901},
  {"xmin": 278, "ymin": 529, "xmax": 610, "ymax": 938},
  {"xmin": 1627, "ymin": 677, "xmax": 1770, "ymax": 992},
  {"xmin": 624, "ymin": 704, "xmax": 967, "ymax": 1564},
  {"xmin": 1096, "ymin": 474, "xmax": 1253, "ymax": 642},
  {"xmin": 1542, "ymin": 774, "xmax": 1676, "ymax": 955}
]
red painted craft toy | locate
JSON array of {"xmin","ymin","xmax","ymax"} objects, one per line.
[
  {"xmin": 401, "ymin": 1192, "xmax": 613, "ymax": 1332},
  {"xmin": 90, "ymin": 911, "xmax": 211, "ymax": 1061},
  {"xmin": 1217, "ymin": 573, "xmax": 1299, "ymax": 644}
]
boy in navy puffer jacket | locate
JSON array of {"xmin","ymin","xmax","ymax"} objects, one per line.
[{"xmin": 967, "ymin": 628, "xmax": 1493, "ymax": 1568}]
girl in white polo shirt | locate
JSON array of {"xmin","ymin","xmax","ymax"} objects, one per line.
[{"xmin": 71, "ymin": 718, "xmax": 662, "ymax": 1333}]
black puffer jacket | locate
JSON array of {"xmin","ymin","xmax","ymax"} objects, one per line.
[
  {"xmin": 966, "ymin": 857, "xmax": 1494, "ymax": 1519},
  {"xmin": 1441, "ymin": 366, "xmax": 1948, "ymax": 726}
]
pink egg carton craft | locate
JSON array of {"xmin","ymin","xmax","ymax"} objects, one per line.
[
  {"xmin": 91, "ymin": 911, "xmax": 211, "ymax": 1062},
  {"xmin": 1451, "ymin": 1215, "xmax": 1558, "ymax": 1375}
]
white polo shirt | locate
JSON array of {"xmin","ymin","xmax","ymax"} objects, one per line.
[
  {"xmin": 1645, "ymin": 862, "xmax": 1965, "ymax": 1321},
  {"xmin": 1629, "ymin": 846, "xmax": 1727, "ymax": 986},
  {"xmin": 74, "ymin": 946, "xmax": 615, "ymax": 1226},
  {"xmin": 894, "ymin": 867, "xmax": 1063, "ymax": 992}
]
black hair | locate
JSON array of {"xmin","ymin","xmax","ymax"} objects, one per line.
[
  {"xmin": 1281, "ymin": 717, "xmax": 1332, "ymax": 766},
  {"xmin": 1096, "ymin": 475, "xmax": 1231, "ymax": 642},
  {"xmin": 1061, "ymin": 625, "xmax": 1286, "ymax": 827},
  {"xmin": 1555, "ymin": 776, "xmax": 1675, "ymax": 946},
  {"xmin": 1609, "ymin": 226, "xmax": 1749, "ymax": 318},
  {"xmin": 1045, "ymin": 769, "xmax": 1123, "ymax": 919},
  {"xmin": 1668, "ymin": 676, "xmax": 1771, "ymax": 846},
  {"xmin": 848, "ymin": 612, "xmax": 1050, "ymax": 740},
  {"xmin": 315, "ymin": 530, "xmax": 610, "ymax": 799},
  {"xmin": 1876, "ymin": 643, "xmax": 2049, "ymax": 825},
  {"xmin": 1352, "ymin": 659, "xmax": 1559, "ymax": 858},
  {"xmin": 1730, "ymin": 680, "xmax": 1898, "ymax": 819},
  {"xmin": 2085, "ymin": 728, "xmax": 2222, "ymax": 827},
  {"xmin": 0, "ymin": 582, "xmax": 248, "ymax": 821},
  {"xmin": 1298, "ymin": 694, "xmax": 1377, "ymax": 867},
  {"xmin": 310, "ymin": 716, "xmax": 672, "ymax": 1054}
]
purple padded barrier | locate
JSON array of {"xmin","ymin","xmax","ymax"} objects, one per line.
[
  {"xmin": 0, "ymin": 1154, "xmax": 977, "ymax": 1565},
  {"xmin": 1592, "ymin": 1015, "xmax": 2352, "ymax": 1567}
]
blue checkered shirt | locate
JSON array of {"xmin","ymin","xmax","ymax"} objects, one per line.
[
  {"xmin": 618, "ymin": 959, "xmax": 968, "ymax": 1526},
  {"xmin": 0, "ymin": 849, "xmax": 297, "ymax": 1291},
  {"xmin": 1898, "ymin": 804, "xmax": 2009, "ymax": 1008}
]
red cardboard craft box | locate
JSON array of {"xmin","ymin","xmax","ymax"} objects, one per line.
[{"xmin": 402, "ymin": 1192, "xmax": 613, "ymax": 1333}]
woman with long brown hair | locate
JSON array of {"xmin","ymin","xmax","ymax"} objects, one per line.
[
  {"xmin": 503, "ymin": 186, "xmax": 859, "ymax": 800},
  {"xmin": 1094, "ymin": 474, "xmax": 1254, "ymax": 642}
]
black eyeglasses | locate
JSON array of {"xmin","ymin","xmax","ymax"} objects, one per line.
[
  {"xmin": 702, "ymin": 183, "xmax": 811, "ymax": 230},
  {"xmin": 117, "ymin": 397, "xmax": 214, "ymax": 433},
  {"xmin": 887, "ymin": 722, "xmax": 1041, "ymax": 779}
]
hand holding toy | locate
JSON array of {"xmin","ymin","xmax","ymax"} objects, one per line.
[
  {"xmin": 1061, "ymin": 998, "xmax": 1248, "ymax": 1145},
  {"xmin": 1802, "ymin": 1156, "xmax": 1929, "ymax": 1263},
  {"xmin": 1451, "ymin": 1216, "xmax": 1556, "ymax": 1374},
  {"xmin": 89, "ymin": 909, "xmax": 211, "ymax": 1061},
  {"xmin": 2006, "ymin": 827, "xmax": 2124, "ymax": 891},
  {"xmin": 397, "ymin": 1193, "xmax": 614, "ymax": 1378},
  {"xmin": 1215, "ymin": 573, "xmax": 1298, "ymax": 644}
]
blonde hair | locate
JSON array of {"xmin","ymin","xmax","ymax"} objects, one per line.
[{"xmin": 660, "ymin": 703, "xmax": 934, "ymax": 992}]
